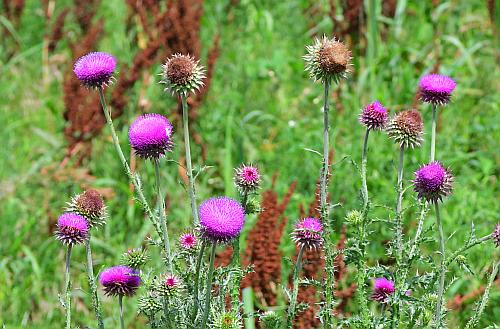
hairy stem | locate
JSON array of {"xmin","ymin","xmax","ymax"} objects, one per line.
[
  {"xmin": 434, "ymin": 202, "xmax": 446, "ymax": 328},
  {"xmin": 119, "ymin": 295, "xmax": 125, "ymax": 329},
  {"xmin": 445, "ymin": 234, "xmax": 492, "ymax": 268},
  {"xmin": 181, "ymin": 94, "xmax": 199, "ymax": 225},
  {"xmin": 286, "ymin": 245, "xmax": 306, "ymax": 329},
  {"xmin": 431, "ymin": 104, "xmax": 437, "ymax": 162},
  {"xmin": 65, "ymin": 245, "xmax": 72, "ymax": 329},
  {"xmin": 154, "ymin": 159, "xmax": 173, "ymax": 272},
  {"xmin": 191, "ymin": 241, "xmax": 206, "ymax": 322},
  {"xmin": 201, "ymin": 243, "xmax": 217, "ymax": 329},
  {"xmin": 85, "ymin": 238, "xmax": 104, "ymax": 329}
]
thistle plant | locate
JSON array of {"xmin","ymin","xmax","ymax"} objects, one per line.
[{"xmin": 303, "ymin": 35, "xmax": 351, "ymax": 326}]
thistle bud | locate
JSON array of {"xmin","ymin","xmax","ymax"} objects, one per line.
[{"xmin": 122, "ymin": 247, "xmax": 149, "ymax": 270}]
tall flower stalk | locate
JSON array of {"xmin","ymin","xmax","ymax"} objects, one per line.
[
  {"xmin": 200, "ymin": 243, "xmax": 217, "ymax": 329},
  {"xmin": 154, "ymin": 159, "xmax": 173, "ymax": 272},
  {"xmin": 64, "ymin": 245, "xmax": 72, "ymax": 329},
  {"xmin": 286, "ymin": 245, "xmax": 306, "ymax": 329},
  {"xmin": 85, "ymin": 239, "xmax": 105, "ymax": 329}
]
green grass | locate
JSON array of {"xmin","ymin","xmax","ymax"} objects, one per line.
[{"xmin": 1, "ymin": 0, "xmax": 499, "ymax": 327}]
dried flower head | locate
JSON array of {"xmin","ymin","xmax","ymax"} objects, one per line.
[
  {"xmin": 128, "ymin": 114, "xmax": 173, "ymax": 160},
  {"xmin": 387, "ymin": 109, "xmax": 424, "ymax": 148},
  {"xmin": 179, "ymin": 232, "xmax": 197, "ymax": 250},
  {"xmin": 371, "ymin": 277, "xmax": 395, "ymax": 303},
  {"xmin": 199, "ymin": 197, "xmax": 246, "ymax": 244},
  {"xmin": 234, "ymin": 164, "xmax": 261, "ymax": 194},
  {"xmin": 55, "ymin": 213, "xmax": 89, "ymax": 246},
  {"xmin": 492, "ymin": 224, "xmax": 500, "ymax": 248},
  {"xmin": 359, "ymin": 101, "xmax": 388, "ymax": 130},
  {"xmin": 122, "ymin": 247, "xmax": 149, "ymax": 270},
  {"xmin": 99, "ymin": 266, "xmax": 141, "ymax": 297},
  {"xmin": 419, "ymin": 74, "xmax": 456, "ymax": 106},
  {"xmin": 304, "ymin": 36, "xmax": 352, "ymax": 84},
  {"xmin": 73, "ymin": 52, "xmax": 116, "ymax": 88},
  {"xmin": 161, "ymin": 54, "xmax": 205, "ymax": 95},
  {"xmin": 413, "ymin": 161, "xmax": 453, "ymax": 202},
  {"xmin": 291, "ymin": 217, "xmax": 323, "ymax": 250},
  {"xmin": 66, "ymin": 189, "xmax": 107, "ymax": 227}
]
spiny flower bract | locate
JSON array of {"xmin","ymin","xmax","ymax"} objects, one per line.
[
  {"xmin": 179, "ymin": 232, "xmax": 197, "ymax": 250},
  {"xmin": 234, "ymin": 164, "xmax": 261, "ymax": 194},
  {"xmin": 371, "ymin": 277, "xmax": 395, "ymax": 303},
  {"xmin": 73, "ymin": 52, "xmax": 116, "ymax": 88},
  {"xmin": 161, "ymin": 54, "xmax": 205, "ymax": 95},
  {"xmin": 199, "ymin": 197, "xmax": 245, "ymax": 244},
  {"xmin": 156, "ymin": 274, "xmax": 181, "ymax": 296},
  {"xmin": 66, "ymin": 189, "xmax": 107, "ymax": 228},
  {"xmin": 55, "ymin": 212, "xmax": 89, "ymax": 246},
  {"xmin": 212, "ymin": 311, "xmax": 242, "ymax": 329},
  {"xmin": 304, "ymin": 36, "xmax": 352, "ymax": 84},
  {"xmin": 128, "ymin": 113, "xmax": 173, "ymax": 160},
  {"xmin": 291, "ymin": 217, "xmax": 323, "ymax": 250},
  {"xmin": 413, "ymin": 161, "xmax": 453, "ymax": 202},
  {"xmin": 419, "ymin": 74, "xmax": 456, "ymax": 106},
  {"xmin": 359, "ymin": 100, "xmax": 388, "ymax": 130},
  {"xmin": 386, "ymin": 109, "xmax": 424, "ymax": 149},
  {"xmin": 99, "ymin": 266, "xmax": 141, "ymax": 297},
  {"xmin": 121, "ymin": 247, "xmax": 149, "ymax": 270}
]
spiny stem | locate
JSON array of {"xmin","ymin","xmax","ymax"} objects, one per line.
[
  {"xmin": 445, "ymin": 234, "xmax": 492, "ymax": 268},
  {"xmin": 118, "ymin": 295, "xmax": 125, "ymax": 329},
  {"xmin": 85, "ymin": 238, "xmax": 104, "ymax": 329},
  {"xmin": 191, "ymin": 241, "xmax": 206, "ymax": 322},
  {"xmin": 154, "ymin": 159, "xmax": 173, "ymax": 272},
  {"xmin": 65, "ymin": 245, "xmax": 72, "ymax": 329},
  {"xmin": 434, "ymin": 201, "xmax": 446, "ymax": 328},
  {"xmin": 361, "ymin": 129, "xmax": 371, "ymax": 213},
  {"xmin": 200, "ymin": 243, "xmax": 217, "ymax": 329},
  {"xmin": 286, "ymin": 245, "xmax": 306, "ymax": 329},
  {"xmin": 229, "ymin": 191, "xmax": 248, "ymax": 311},
  {"xmin": 181, "ymin": 93, "xmax": 199, "ymax": 225},
  {"xmin": 430, "ymin": 104, "xmax": 437, "ymax": 162}
]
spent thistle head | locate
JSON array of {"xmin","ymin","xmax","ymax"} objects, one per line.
[
  {"xmin": 386, "ymin": 109, "xmax": 424, "ymax": 149},
  {"xmin": 161, "ymin": 54, "xmax": 205, "ymax": 96},
  {"xmin": 66, "ymin": 189, "xmax": 107, "ymax": 228}
]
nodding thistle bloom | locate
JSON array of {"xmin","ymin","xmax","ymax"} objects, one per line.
[
  {"xmin": 304, "ymin": 36, "xmax": 352, "ymax": 84},
  {"xmin": 387, "ymin": 109, "xmax": 424, "ymax": 148},
  {"xmin": 492, "ymin": 224, "xmax": 500, "ymax": 248},
  {"xmin": 359, "ymin": 101, "xmax": 388, "ymax": 130},
  {"xmin": 199, "ymin": 197, "xmax": 245, "ymax": 244},
  {"xmin": 371, "ymin": 278, "xmax": 395, "ymax": 303},
  {"xmin": 99, "ymin": 266, "xmax": 141, "ymax": 297},
  {"xmin": 55, "ymin": 213, "xmax": 89, "ymax": 246},
  {"xmin": 419, "ymin": 74, "xmax": 456, "ymax": 106},
  {"xmin": 73, "ymin": 52, "xmax": 116, "ymax": 88},
  {"xmin": 413, "ymin": 161, "xmax": 453, "ymax": 202},
  {"xmin": 179, "ymin": 232, "xmax": 197, "ymax": 249},
  {"xmin": 66, "ymin": 189, "xmax": 107, "ymax": 227},
  {"xmin": 128, "ymin": 114, "xmax": 173, "ymax": 160},
  {"xmin": 234, "ymin": 164, "xmax": 261, "ymax": 193},
  {"xmin": 161, "ymin": 53, "xmax": 205, "ymax": 95},
  {"xmin": 157, "ymin": 274, "xmax": 181, "ymax": 296},
  {"xmin": 122, "ymin": 247, "xmax": 149, "ymax": 270},
  {"xmin": 291, "ymin": 217, "xmax": 323, "ymax": 250}
]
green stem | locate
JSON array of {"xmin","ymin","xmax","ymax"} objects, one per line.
[
  {"xmin": 445, "ymin": 234, "xmax": 492, "ymax": 268},
  {"xmin": 430, "ymin": 104, "xmax": 437, "ymax": 162},
  {"xmin": 119, "ymin": 295, "xmax": 125, "ymax": 329},
  {"xmin": 200, "ymin": 243, "xmax": 217, "ymax": 329},
  {"xmin": 286, "ymin": 245, "xmax": 306, "ymax": 329},
  {"xmin": 229, "ymin": 191, "xmax": 248, "ymax": 311},
  {"xmin": 85, "ymin": 238, "xmax": 104, "ymax": 329},
  {"xmin": 97, "ymin": 87, "xmax": 161, "ymax": 238},
  {"xmin": 361, "ymin": 129, "xmax": 370, "ymax": 213},
  {"xmin": 154, "ymin": 159, "xmax": 173, "ymax": 272},
  {"xmin": 181, "ymin": 94, "xmax": 199, "ymax": 225},
  {"xmin": 191, "ymin": 241, "xmax": 207, "ymax": 322},
  {"xmin": 65, "ymin": 245, "xmax": 72, "ymax": 329},
  {"xmin": 433, "ymin": 202, "xmax": 446, "ymax": 328}
]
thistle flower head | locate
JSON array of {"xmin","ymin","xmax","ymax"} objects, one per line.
[
  {"xmin": 359, "ymin": 101, "xmax": 388, "ymax": 130},
  {"xmin": 212, "ymin": 311, "xmax": 242, "ymax": 329},
  {"xmin": 234, "ymin": 164, "xmax": 261, "ymax": 193},
  {"xmin": 128, "ymin": 114, "xmax": 173, "ymax": 160},
  {"xmin": 99, "ymin": 266, "xmax": 141, "ymax": 297},
  {"xmin": 55, "ymin": 213, "xmax": 89, "ymax": 246},
  {"xmin": 386, "ymin": 109, "xmax": 424, "ymax": 148},
  {"xmin": 138, "ymin": 291, "xmax": 163, "ymax": 314},
  {"xmin": 199, "ymin": 197, "xmax": 245, "ymax": 244},
  {"xmin": 122, "ymin": 247, "xmax": 149, "ymax": 270},
  {"xmin": 156, "ymin": 274, "xmax": 181, "ymax": 296},
  {"xmin": 304, "ymin": 36, "xmax": 352, "ymax": 84},
  {"xmin": 419, "ymin": 74, "xmax": 456, "ymax": 106},
  {"xmin": 179, "ymin": 232, "xmax": 197, "ymax": 249},
  {"xmin": 291, "ymin": 217, "xmax": 323, "ymax": 250},
  {"xmin": 371, "ymin": 277, "xmax": 395, "ymax": 303},
  {"xmin": 73, "ymin": 52, "xmax": 116, "ymax": 88},
  {"xmin": 161, "ymin": 54, "xmax": 205, "ymax": 95},
  {"xmin": 413, "ymin": 161, "xmax": 453, "ymax": 202},
  {"xmin": 66, "ymin": 189, "xmax": 107, "ymax": 227},
  {"xmin": 259, "ymin": 311, "xmax": 283, "ymax": 329},
  {"xmin": 492, "ymin": 224, "xmax": 500, "ymax": 248}
]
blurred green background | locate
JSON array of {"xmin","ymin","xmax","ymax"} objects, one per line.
[{"xmin": 1, "ymin": 0, "xmax": 499, "ymax": 327}]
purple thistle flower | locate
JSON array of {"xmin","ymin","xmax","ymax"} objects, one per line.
[
  {"xmin": 99, "ymin": 266, "xmax": 141, "ymax": 297},
  {"xmin": 73, "ymin": 52, "xmax": 116, "ymax": 88},
  {"xmin": 55, "ymin": 213, "xmax": 89, "ymax": 246},
  {"xmin": 492, "ymin": 224, "xmax": 500, "ymax": 248},
  {"xmin": 234, "ymin": 164, "xmax": 261, "ymax": 193},
  {"xmin": 179, "ymin": 232, "xmax": 197, "ymax": 249},
  {"xmin": 199, "ymin": 197, "xmax": 245, "ymax": 244},
  {"xmin": 419, "ymin": 74, "xmax": 456, "ymax": 106},
  {"xmin": 291, "ymin": 217, "xmax": 323, "ymax": 250},
  {"xmin": 371, "ymin": 278, "xmax": 395, "ymax": 303},
  {"xmin": 128, "ymin": 114, "xmax": 173, "ymax": 160},
  {"xmin": 359, "ymin": 101, "xmax": 388, "ymax": 130},
  {"xmin": 413, "ymin": 161, "xmax": 453, "ymax": 202}
]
